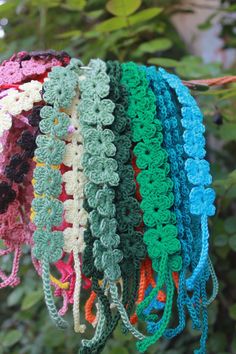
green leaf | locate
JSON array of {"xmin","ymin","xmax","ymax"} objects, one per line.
[
  {"xmin": 215, "ymin": 245, "xmax": 230, "ymax": 259},
  {"xmin": 106, "ymin": 0, "xmax": 141, "ymax": 17},
  {"xmin": 30, "ymin": 0, "xmax": 60, "ymax": 6},
  {"xmin": 7, "ymin": 287, "xmax": 24, "ymax": 307},
  {"xmin": 61, "ymin": 0, "xmax": 86, "ymax": 10},
  {"xmin": 225, "ymin": 217, "xmax": 236, "ymax": 234},
  {"xmin": 216, "ymin": 123, "xmax": 236, "ymax": 142},
  {"xmin": 95, "ymin": 17, "xmax": 127, "ymax": 32},
  {"xmin": 214, "ymin": 234, "xmax": 228, "ymax": 247},
  {"xmin": 229, "ymin": 235, "xmax": 236, "ymax": 251},
  {"xmin": 21, "ymin": 289, "xmax": 43, "ymax": 310},
  {"xmin": 176, "ymin": 55, "xmax": 221, "ymax": 79},
  {"xmin": 229, "ymin": 303, "xmax": 236, "ymax": 320},
  {"xmin": 148, "ymin": 57, "xmax": 182, "ymax": 67},
  {"xmin": 56, "ymin": 30, "xmax": 82, "ymax": 39},
  {"xmin": 226, "ymin": 4, "xmax": 236, "ymax": 11},
  {"xmin": 2, "ymin": 330, "xmax": 22, "ymax": 348},
  {"xmin": 129, "ymin": 7, "xmax": 163, "ymax": 25},
  {"xmin": 0, "ymin": 0, "xmax": 19, "ymax": 17},
  {"xmin": 138, "ymin": 38, "xmax": 172, "ymax": 53}
]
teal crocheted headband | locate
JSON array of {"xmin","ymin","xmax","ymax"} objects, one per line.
[{"xmin": 0, "ymin": 52, "xmax": 217, "ymax": 354}]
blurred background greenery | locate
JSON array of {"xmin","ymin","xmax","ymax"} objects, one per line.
[{"xmin": 0, "ymin": 0, "xmax": 236, "ymax": 353}]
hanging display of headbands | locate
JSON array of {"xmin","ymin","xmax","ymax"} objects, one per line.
[{"xmin": 0, "ymin": 50, "xmax": 218, "ymax": 354}]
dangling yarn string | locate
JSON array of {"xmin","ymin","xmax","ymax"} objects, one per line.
[
  {"xmin": 0, "ymin": 246, "xmax": 21, "ymax": 288},
  {"xmin": 42, "ymin": 253, "xmax": 68, "ymax": 329},
  {"xmin": 186, "ymin": 215, "xmax": 209, "ymax": 290},
  {"xmin": 85, "ymin": 291, "xmax": 97, "ymax": 325},
  {"xmin": 73, "ymin": 249, "xmax": 86, "ymax": 333},
  {"xmin": 137, "ymin": 269, "xmax": 174, "ymax": 353},
  {"xmin": 50, "ymin": 274, "xmax": 70, "ymax": 290}
]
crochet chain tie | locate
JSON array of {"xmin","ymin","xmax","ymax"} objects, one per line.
[
  {"xmin": 186, "ymin": 214, "xmax": 209, "ymax": 290},
  {"xmin": 42, "ymin": 253, "xmax": 68, "ymax": 329},
  {"xmin": 0, "ymin": 246, "xmax": 21, "ymax": 288}
]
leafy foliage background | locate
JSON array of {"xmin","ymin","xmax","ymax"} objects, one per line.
[{"xmin": 0, "ymin": 0, "xmax": 236, "ymax": 353}]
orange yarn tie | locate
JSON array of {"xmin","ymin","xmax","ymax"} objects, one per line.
[
  {"xmin": 172, "ymin": 272, "xmax": 179, "ymax": 289},
  {"xmin": 85, "ymin": 291, "xmax": 97, "ymax": 324}
]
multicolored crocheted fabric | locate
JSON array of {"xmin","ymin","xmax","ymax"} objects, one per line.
[
  {"xmin": 0, "ymin": 51, "xmax": 70, "ymax": 289},
  {"xmin": 0, "ymin": 51, "xmax": 217, "ymax": 354}
]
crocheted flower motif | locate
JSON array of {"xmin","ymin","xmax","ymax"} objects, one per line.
[
  {"xmin": 120, "ymin": 231, "xmax": 146, "ymax": 275},
  {"xmin": 0, "ymin": 182, "xmax": 16, "ymax": 214},
  {"xmin": 17, "ymin": 131, "xmax": 36, "ymax": 157},
  {"xmin": 89, "ymin": 210, "xmax": 103, "ymax": 238},
  {"xmin": 63, "ymin": 227, "xmax": 85, "ymax": 253},
  {"xmin": 134, "ymin": 137, "xmax": 164, "ymax": 169},
  {"xmin": 4, "ymin": 154, "xmax": 30, "ymax": 183},
  {"xmin": 39, "ymin": 106, "xmax": 70, "ymax": 139},
  {"xmin": 99, "ymin": 218, "xmax": 120, "ymax": 248},
  {"xmin": 28, "ymin": 105, "xmax": 42, "ymax": 127},
  {"xmin": 84, "ymin": 182, "xmax": 99, "ymax": 208},
  {"xmin": 85, "ymin": 183, "xmax": 114, "ymax": 212},
  {"xmin": 33, "ymin": 166, "xmax": 62, "ymax": 197},
  {"xmin": 185, "ymin": 158, "xmax": 212, "ymax": 186},
  {"xmin": 189, "ymin": 186, "xmax": 216, "ymax": 216},
  {"xmin": 116, "ymin": 198, "xmax": 141, "ymax": 232},
  {"xmin": 63, "ymin": 143, "xmax": 83, "ymax": 169},
  {"xmin": 47, "ymin": 65, "xmax": 78, "ymax": 85},
  {"xmin": 33, "ymin": 229, "xmax": 64, "ymax": 263},
  {"xmin": 19, "ymin": 80, "xmax": 42, "ymax": 101},
  {"xmin": 102, "ymin": 249, "xmax": 123, "ymax": 282},
  {"xmin": 32, "ymin": 197, "xmax": 63, "ymax": 227},
  {"xmin": 114, "ymin": 134, "xmax": 131, "ymax": 163},
  {"xmin": 111, "ymin": 106, "xmax": 127, "ymax": 133},
  {"xmin": 79, "ymin": 71, "xmax": 110, "ymax": 99},
  {"xmin": 137, "ymin": 169, "xmax": 171, "ymax": 198},
  {"xmin": 64, "ymin": 199, "xmax": 88, "ymax": 226},
  {"xmin": 96, "ymin": 186, "xmax": 116, "ymax": 217},
  {"xmin": 118, "ymin": 165, "xmax": 135, "ymax": 198},
  {"xmin": 141, "ymin": 193, "xmax": 175, "ymax": 227},
  {"xmin": 85, "ymin": 156, "xmax": 119, "ymax": 186},
  {"xmin": 84, "ymin": 128, "xmax": 116, "ymax": 157},
  {"xmin": 0, "ymin": 61, "xmax": 24, "ymax": 85},
  {"xmin": 66, "ymin": 58, "xmax": 83, "ymax": 73},
  {"xmin": 181, "ymin": 106, "xmax": 203, "ymax": 129},
  {"xmin": 93, "ymin": 239, "xmax": 106, "ymax": 272},
  {"xmin": 21, "ymin": 58, "xmax": 46, "ymax": 76},
  {"xmin": 35, "ymin": 135, "xmax": 65, "ymax": 165},
  {"xmin": 0, "ymin": 111, "xmax": 12, "ymax": 136},
  {"xmin": 63, "ymin": 170, "xmax": 86, "ymax": 197},
  {"xmin": 144, "ymin": 225, "xmax": 181, "ymax": 269},
  {"xmin": 43, "ymin": 67, "xmax": 77, "ymax": 108},
  {"xmin": 78, "ymin": 98, "xmax": 115, "ymax": 126},
  {"xmin": 183, "ymin": 128, "xmax": 206, "ymax": 159},
  {"xmin": 132, "ymin": 121, "xmax": 157, "ymax": 142},
  {"xmin": 1, "ymin": 85, "xmax": 42, "ymax": 115}
]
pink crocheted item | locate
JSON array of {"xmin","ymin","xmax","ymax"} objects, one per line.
[
  {"xmin": 0, "ymin": 117, "xmax": 34, "ymax": 287},
  {"xmin": 0, "ymin": 61, "xmax": 24, "ymax": 85},
  {"xmin": 0, "ymin": 51, "xmax": 71, "ymax": 289},
  {"xmin": 0, "ymin": 51, "xmax": 70, "ymax": 86}
]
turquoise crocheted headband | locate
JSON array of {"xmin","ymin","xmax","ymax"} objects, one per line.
[{"xmin": 0, "ymin": 52, "xmax": 217, "ymax": 354}]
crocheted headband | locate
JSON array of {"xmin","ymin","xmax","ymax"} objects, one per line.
[{"xmin": 0, "ymin": 52, "xmax": 217, "ymax": 354}]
